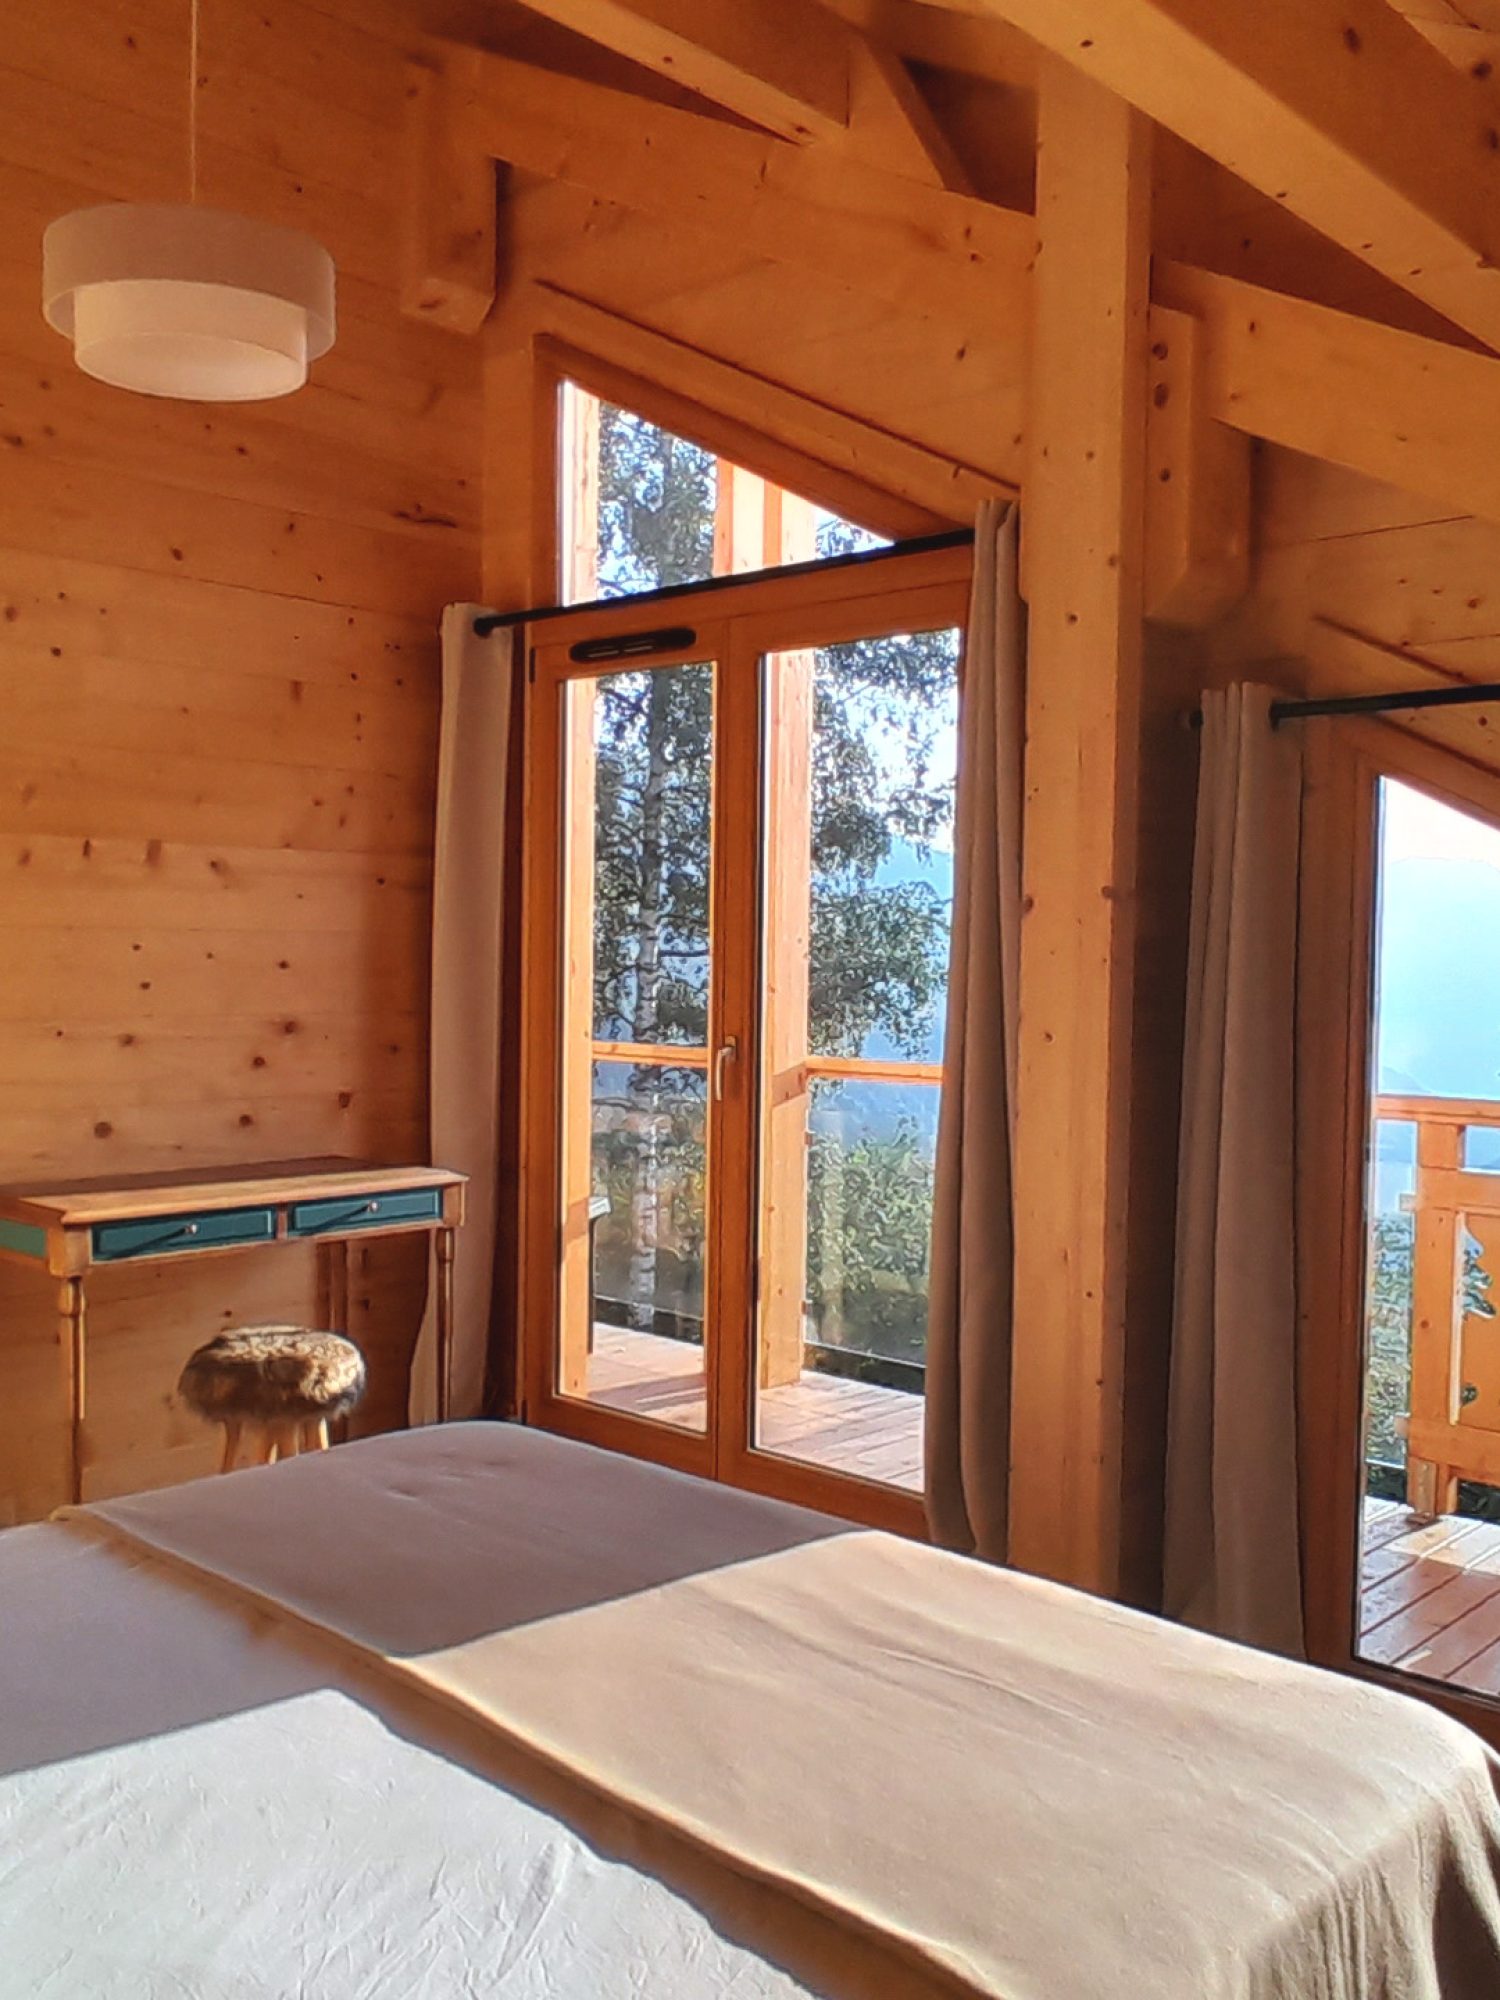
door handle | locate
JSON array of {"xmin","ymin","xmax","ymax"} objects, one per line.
[{"xmin": 713, "ymin": 1036, "xmax": 740, "ymax": 1101}]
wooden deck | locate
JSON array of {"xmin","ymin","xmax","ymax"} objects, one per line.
[
  {"xmin": 585, "ymin": 1324, "xmax": 923, "ymax": 1492},
  {"xmin": 1362, "ymin": 1496, "xmax": 1500, "ymax": 1693}
]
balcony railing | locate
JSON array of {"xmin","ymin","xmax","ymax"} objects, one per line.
[
  {"xmin": 1374, "ymin": 1093, "xmax": 1500, "ymax": 1515},
  {"xmin": 590, "ymin": 1036, "xmax": 938, "ymax": 1393}
]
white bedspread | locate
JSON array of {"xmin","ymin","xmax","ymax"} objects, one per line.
[
  {"xmin": 7, "ymin": 1422, "xmax": 1500, "ymax": 2000},
  {"xmin": 0, "ymin": 1520, "xmax": 828, "ymax": 1998}
]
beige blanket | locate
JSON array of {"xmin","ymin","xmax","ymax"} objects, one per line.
[{"xmin": 68, "ymin": 1423, "xmax": 1500, "ymax": 2000}]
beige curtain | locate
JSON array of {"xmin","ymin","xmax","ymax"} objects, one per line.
[
  {"xmin": 408, "ymin": 605, "xmax": 515, "ymax": 1425},
  {"xmin": 925, "ymin": 501, "xmax": 1024, "ymax": 1561},
  {"xmin": 1164, "ymin": 684, "xmax": 1305, "ymax": 1655}
]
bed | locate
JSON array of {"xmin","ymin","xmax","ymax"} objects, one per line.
[{"xmin": 5, "ymin": 1423, "xmax": 1500, "ymax": 1999}]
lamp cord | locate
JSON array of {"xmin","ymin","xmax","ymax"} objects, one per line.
[{"xmin": 188, "ymin": 0, "xmax": 199, "ymax": 202}]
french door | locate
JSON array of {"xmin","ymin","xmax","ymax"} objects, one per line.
[
  {"xmin": 520, "ymin": 540, "xmax": 968, "ymax": 1531},
  {"xmin": 1300, "ymin": 717, "xmax": 1500, "ymax": 1740}
]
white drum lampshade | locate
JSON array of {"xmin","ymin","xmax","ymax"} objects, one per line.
[{"xmin": 42, "ymin": 204, "xmax": 336, "ymax": 402}]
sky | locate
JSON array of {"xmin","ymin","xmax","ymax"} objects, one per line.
[
  {"xmin": 1382, "ymin": 778, "xmax": 1500, "ymax": 872},
  {"xmin": 1371, "ymin": 779, "xmax": 1500, "ymax": 1204}
]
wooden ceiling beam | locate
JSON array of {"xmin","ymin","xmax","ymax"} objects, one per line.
[
  {"xmin": 847, "ymin": 40, "xmax": 975, "ymax": 192},
  {"xmin": 1402, "ymin": 19, "xmax": 1500, "ymax": 74},
  {"xmin": 935, "ymin": 0, "xmax": 1500, "ymax": 354},
  {"xmin": 1158, "ymin": 261, "xmax": 1500, "ymax": 531},
  {"xmin": 410, "ymin": 41, "xmax": 1500, "ymax": 541},
  {"xmin": 510, "ymin": 0, "xmax": 978, "ymax": 191},
  {"xmin": 399, "ymin": 59, "xmax": 496, "ymax": 334},
  {"xmin": 502, "ymin": 0, "xmax": 851, "ymax": 142},
  {"xmin": 443, "ymin": 41, "xmax": 1035, "ymax": 335}
]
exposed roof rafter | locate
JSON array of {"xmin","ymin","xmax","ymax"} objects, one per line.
[
  {"xmin": 411, "ymin": 25, "xmax": 1500, "ymax": 541},
  {"xmin": 506, "ymin": 0, "xmax": 983, "ymax": 195},
  {"xmin": 922, "ymin": 0, "xmax": 1500, "ymax": 355},
  {"xmin": 498, "ymin": 0, "xmax": 851, "ymax": 142},
  {"xmin": 847, "ymin": 38, "xmax": 975, "ymax": 191}
]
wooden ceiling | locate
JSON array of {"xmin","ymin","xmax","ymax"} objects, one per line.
[{"xmin": 390, "ymin": 0, "xmax": 1500, "ymax": 548}]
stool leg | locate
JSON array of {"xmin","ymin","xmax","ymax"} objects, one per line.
[
  {"xmin": 273, "ymin": 1419, "xmax": 300, "ymax": 1461},
  {"xmin": 250, "ymin": 1424, "xmax": 277, "ymax": 1466},
  {"xmin": 302, "ymin": 1417, "xmax": 330, "ymax": 1453},
  {"xmin": 220, "ymin": 1419, "xmax": 242, "ymax": 1474}
]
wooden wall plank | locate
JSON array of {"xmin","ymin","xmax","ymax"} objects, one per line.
[
  {"xmin": 0, "ymin": 546, "xmax": 438, "ymax": 684},
  {"xmin": 0, "ymin": 0, "xmax": 479, "ymax": 1523}
]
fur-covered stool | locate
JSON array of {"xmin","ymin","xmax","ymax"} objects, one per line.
[{"xmin": 178, "ymin": 1325, "xmax": 366, "ymax": 1473}]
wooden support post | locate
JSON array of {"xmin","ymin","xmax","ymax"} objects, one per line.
[
  {"xmin": 713, "ymin": 460, "xmax": 770, "ymax": 575},
  {"xmin": 482, "ymin": 334, "xmax": 559, "ymax": 610},
  {"xmin": 759, "ymin": 486, "xmax": 819, "ymax": 1392},
  {"xmin": 559, "ymin": 680, "xmax": 599, "ymax": 1399},
  {"xmin": 1142, "ymin": 303, "xmax": 1249, "ymax": 629},
  {"xmin": 556, "ymin": 383, "xmax": 602, "ymax": 1399},
  {"xmin": 1408, "ymin": 1119, "xmax": 1463, "ymax": 1519},
  {"xmin": 1008, "ymin": 59, "xmax": 1151, "ymax": 1598},
  {"xmin": 400, "ymin": 59, "xmax": 497, "ymax": 334},
  {"xmin": 59, "ymin": 1274, "xmax": 86, "ymax": 1506}
]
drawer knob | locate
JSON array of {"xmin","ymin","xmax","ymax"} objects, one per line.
[
  {"xmin": 365, "ymin": 1200, "xmax": 379, "ymax": 1214},
  {"xmin": 184, "ymin": 1222, "xmax": 199, "ymax": 1237}
]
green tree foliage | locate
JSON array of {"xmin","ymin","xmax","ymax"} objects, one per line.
[
  {"xmin": 806, "ymin": 1098, "xmax": 936, "ymax": 1369},
  {"xmin": 586, "ymin": 403, "xmax": 954, "ymax": 1360}
]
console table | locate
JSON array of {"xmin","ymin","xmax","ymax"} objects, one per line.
[{"xmin": 0, "ymin": 1157, "xmax": 466, "ymax": 1504}]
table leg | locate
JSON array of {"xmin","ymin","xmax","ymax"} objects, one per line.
[
  {"xmin": 319, "ymin": 1238, "xmax": 351, "ymax": 1337},
  {"xmin": 59, "ymin": 1274, "xmax": 86, "ymax": 1506},
  {"xmin": 435, "ymin": 1224, "xmax": 456, "ymax": 1422},
  {"xmin": 317, "ymin": 1237, "xmax": 354, "ymax": 1443}
]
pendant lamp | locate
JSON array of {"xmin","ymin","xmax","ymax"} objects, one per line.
[{"xmin": 41, "ymin": 0, "xmax": 335, "ymax": 402}]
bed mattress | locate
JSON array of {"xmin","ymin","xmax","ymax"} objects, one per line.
[
  {"xmin": 0, "ymin": 1520, "xmax": 828, "ymax": 1999},
  {"xmin": 6, "ymin": 1422, "xmax": 1500, "ymax": 1999}
]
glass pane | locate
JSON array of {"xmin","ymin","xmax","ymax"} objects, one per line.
[
  {"xmin": 752, "ymin": 626, "xmax": 960, "ymax": 1492},
  {"xmin": 586, "ymin": 1059, "xmax": 708, "ymax": 1432},
  {"xmin": 592, "ymin": 665, "xmax": 712, "ymax": 1047},
  {"xmin": 1358, "ymin": 777, "xmax": 1500, "ymax": 1695},
  {"xmin": 596, "ymin": 401, "xmax": 718, "ymax": 598},
  {"xmin": 806, "ymin": 630, "xmax": 959, "ymax": 1064},
  {"xmin": 1365, "ymin": 1119, "xmax": 1416, "ymax": 1481},
  {"xmin": 559, "ymin": 380, "xmax": 888, "ymax": 604},
  {"xmin": 557, "ymin": 660, "xmax": 714, "ymax": 1433}
]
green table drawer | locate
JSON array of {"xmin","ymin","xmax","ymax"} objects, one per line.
[
  {"xmin": 289, "ymin": 1187, "xmax": 443, "ymax": 1237},
  {"xmin": 92, "ymin": 1206, "xmax": 276, "ymax": 1262}
]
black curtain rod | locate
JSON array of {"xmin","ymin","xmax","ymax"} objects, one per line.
[
  {"xmin": 1186, "ymin": 681, "xmax": 1500, "ymax": 727},
  {"xmin": 470, "ymin": 526, "xmax": 975, "ymax": 637},
  {"xmin": 1269, "ymin": 682, "xmax": 1500, "ymax": 725}
]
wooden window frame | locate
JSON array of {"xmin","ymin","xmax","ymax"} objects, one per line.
[
  {"xmin": 534, "ymin": 336, "xmax": 962, "ymax": 558},
  {"xmin": 1299, "ymin": 717, "xmax": 1500, "ymax": 1747},
  {"xmin": 518, "ymin": 541, "xmax": 970, "ymax": 1536}
]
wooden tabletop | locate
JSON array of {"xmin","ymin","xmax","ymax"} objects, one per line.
[{"xmin": 0, "ymin": 1157, "xmax": 465, "ymax": 1228}]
